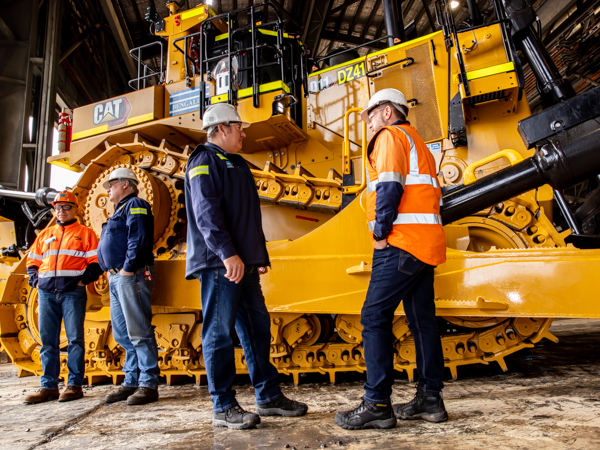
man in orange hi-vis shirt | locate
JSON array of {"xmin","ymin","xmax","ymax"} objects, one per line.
[
  {"xmin": 336, "ymin": 89, "xmax": 447, "ymax": 430},
  {"xmin": 24, "ymin": 191, "xmax": 103, "ymax": 405}
]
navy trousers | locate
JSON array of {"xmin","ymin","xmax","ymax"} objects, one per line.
[
  {"xmin": 195, "ymin": 265, "xmax": 282, "ymax": 413},
  {"xmin": 361, "ymin": 245, "xmax": 445, "ymax": 403}
]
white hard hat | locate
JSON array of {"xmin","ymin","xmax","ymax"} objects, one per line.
[
  {"xmin": 360, "ymin": 88, "xmax": 409, "ymax": 124},
  {"xmin": 201, "ymin": 103, "xmax": 250, "ymax": 133},
  {"xmin": 102, "ymin": 167, "xmax": 139, "ymax": 189}
]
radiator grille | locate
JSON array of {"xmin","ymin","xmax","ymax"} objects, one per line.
[{"xmin": 467, "ymin": 90, "xmax": 507, "ymax": 106}]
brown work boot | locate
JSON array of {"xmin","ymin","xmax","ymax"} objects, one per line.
[
  {"xmin": 127, "ymin": 387, "xmax": 159, "ymax": 405},
  {"xmin": 59, "ymin": 385, "xmax": 84, "ymax": 402},
  {"xmin": 105, "ymin": 385, "xmax": 137, "ymax": 404},
  {"xmin": 24, "ymin": 388, "xmax": 60, "ymax": 404}
]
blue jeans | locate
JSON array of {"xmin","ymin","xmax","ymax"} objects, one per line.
[
  {"xmin": 362, "ymin": 245, "xmax": 444, "ymax": 403},
  {"xmin": 195, "ymin": 265, "xmax": 282, "ymax": 413},
  {"xmin": 109, "ymin": 267, "xmax": 160, "ymax": 389},
  {"xmin": 38, "ymin": 287, "xmax": 87, "ymax": 389}
]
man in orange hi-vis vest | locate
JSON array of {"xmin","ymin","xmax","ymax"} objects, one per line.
[
  {"xmin": 336, "ymin": 89, "xmax": 448, "ymax": 430},
  {"xmin": 25, "ymin": 191, "xmax": 103, "ymax": 405}
]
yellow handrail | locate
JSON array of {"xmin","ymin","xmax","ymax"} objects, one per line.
[
  {"xmin": 342, "ymin": 107, "xmax": 367, "ymax": 195},
  {"xmin": 463, "ymin": 149, "xmax": 524, "ymax": 185}
]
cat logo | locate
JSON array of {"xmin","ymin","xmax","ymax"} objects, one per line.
[{"xmin": 93, "ymin": 97, "xmax": 132, "ymax": 127}]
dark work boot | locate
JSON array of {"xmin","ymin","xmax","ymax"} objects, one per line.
[
  {"xmin": 334, "ymin": 398, "xmax": 396, "ymax": 430},
  {"xmin": 24, "ymin": 388, "xmax": 60, "ymax": 404},
  {"xmin": 256, "ymin": 395, "xmax": 308, "ymax": 417},
  {"xmin": 59, "ymin": 385, "xmax": 83, "ymax": 402},
  {"xmin": 393, "ymin": 385, "xmax": 448, "ymax": 423},
  {"xmin": 105, "ymin": 385, "xmax": 137, "ymax": 404},
  {"xmin": 213, "ymin": 405, "xmax": 261, "ymax": 429},
  {"xmin": 127, "ymin": 387, "xmax": 159, "ymax": 405}
]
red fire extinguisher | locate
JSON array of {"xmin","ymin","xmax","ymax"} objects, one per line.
[{"xmin": 57, "ymin": 108, "xmax": 73, "ymax": 153}]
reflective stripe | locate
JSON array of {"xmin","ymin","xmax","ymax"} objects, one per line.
[
  {"xmin": 406, "ymin": 173, "xmax": 439, "ymax": 188},
  {"xmin": 366, "ymin": 168, "xmax": 377, "ymax": 194},
  {"xmin": 466, "ymin": 62, "xmax": 515, "ymax": 81},
  {"xmin": 393, "ymin": 126, "xmax": 440, "ymax": 188},
  {"xmin": 217, "ymin": 154, "xmax": 228, "ymax": 160},
  {"xmin": 378, "ymin": 171, "xmax": 405, "ymax": 186},
  {"xmin": 42, "ymin": 249, "xmax": 97, "ymax": 259},
  {"xmin": 365, "ymin": 168, "xmax": 405, "ymax": 194},
  {"xmin": 130, "ymin": 207, "xmax": 148, "ymax": 215},
  {"xmin": 189, "ymin": 165, "xmax": 209, "ymax": 179},
  {"xmin": 38, "ymin": 269, "xmax": 86, "ymax": 278},
  {"xmin": 61, "ymin": 249, "xmax": 97, "ymax": 258},
  {"xmin": 368, "ymin": 213, "xmax": 443, "ymax": 231},
  {"xmin": 394, "ymin": 126, "xmax": 420, "ymax": 177},
  {"xmin": 439, "ymin": 197, "xmax": 444, "ymax": 206},
  {"xmin": 28, "ymin": 253, "xmax": 43, "ymax": 261},
  {"xmin": 394, "ymin": 213, "xmax": 442, "ymax": 225}
]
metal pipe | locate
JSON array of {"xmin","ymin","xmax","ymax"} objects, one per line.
[
  {"xmin": 466, "ymin": 0, "xmax": 483, "ymax": 26},
  {"xmin": 35, "ymin": 0, "xmax": 63, "ymax": 190},
  {"xmin": 382, "ymin": 0, "xmax": 405, "ymax": 46},
  {"xmin": 499, "ymin": 0, "xmax": 574, "ymax": 107},
  {"xmin": 0, "ymin": 187, "xmax": 57, "ymax": 207},
  {"xmin": 0, "ymin": 190, "xmax": 37, "ymax": 201},
  {"xmin": 442, "ymin": 158, "xmax": 541, "ymax": 224},
  {"xmin": 520, "ymin": 29, "xmax": 575, "ymax": 106},
  {"xmin": 554, "ymin": 189, "xmax": 581, "ymax": 234},
  {"xmin": 441, "ymin": 119, "xmax": 600, "ymax": 224},
  {"xmin": 251, "ymin": 6, "xmax": 258, "ymax": 108}
]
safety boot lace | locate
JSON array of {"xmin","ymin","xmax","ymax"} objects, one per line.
[{"xmin": 348, "ymin": 398, "xmax": 377, "ymax": 415}]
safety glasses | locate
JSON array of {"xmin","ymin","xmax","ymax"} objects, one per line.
[
  {"xmin": 54, "ymin": 205, "xmax": 74, "ymax": 211},
  {"xmin": 107, "ymin": 180, "xmax": 123, "ymax": 189},
  {"xmin": 368, "ymin": 105, "xmax": 387, "ymax": 121}
]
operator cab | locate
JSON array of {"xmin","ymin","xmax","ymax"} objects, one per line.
[{"xmin": 175, "ymin": 2, "xmax": 307, "ymax": 126}]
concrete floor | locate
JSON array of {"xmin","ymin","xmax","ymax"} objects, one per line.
[{"xmin": 2, "ymin": 319, "xmax": 600, "ymax": 450}]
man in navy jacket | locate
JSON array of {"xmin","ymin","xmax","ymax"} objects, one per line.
[
  {"xmin": 185, "ymin": 103, "xmax": 307, "ymax": 429},
  {"xmin": 98, "ymin": 167, "xmax": 160, "ymax": 406}
]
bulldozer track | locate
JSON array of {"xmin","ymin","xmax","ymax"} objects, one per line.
[{"xmin": 0, "ymin": 141, "xmax": 560, "ymax": 386}]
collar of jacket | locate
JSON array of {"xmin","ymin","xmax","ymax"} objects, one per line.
[
  {"xmin": 56, "ymin": 219, "xmax": 78, "ymax": 228},
  {"xmin": 367, "ymin": 120, "xmax": 412, "ymax": 159},
  {"xmin": 189, "ymin": 141, "xmax": 230, "ymax": 162},
  {"xmin": 116, "ymin": 193, "xmax": 137, "ymax": 209},
  {"xmin": 204, "ymin": 141, "xmax": 229, "ymax": 157}
]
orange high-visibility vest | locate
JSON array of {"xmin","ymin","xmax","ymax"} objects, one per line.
[
  {"xmin": 365, "ymin": 123, "xmax": 446, "ymax": 266},
  {"xmin": 27, "ymin": 221, "xmax": 99, "ymax": 281}
]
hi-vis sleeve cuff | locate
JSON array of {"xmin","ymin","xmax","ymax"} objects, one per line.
[
  {"xmin": 28, "ymin": 252, "xmax": 43, "ymax": 261},
  {"xmin": 366, "ymin": 170, "xmax": 406, "ymax": 194},
  {"xmin": 189, "ymin": 165, "xmax": 209, "ymax": 180},
  {"xmin": 368, "ymin": 213, "xmax": 443, "ymax": 231},
  {"xmin": 130, "ymin": 207, "xmax": 148, "ymax": 215},
  {"xmin": 38, "ymin": 269, "xmax": 86, "ymax": 278}
]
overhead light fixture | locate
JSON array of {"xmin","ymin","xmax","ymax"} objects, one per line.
[{"xmin": 450, "ymin": 1, "xmax": 459, "ymax": 8}]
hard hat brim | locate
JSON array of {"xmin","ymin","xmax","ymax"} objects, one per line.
[
  {"xmin": 201, "ymin": 121, "xmax": 251, "ymax": 132},
  {"xmin": 360, "ymin": 101, "xmax": 408, "ymax": 124},
  {"xmin": 361, "ymin": 102, "xmax": 382, "ymax": 124},
  {"xmin": 360, "ymin": 108, "xmax": 372, "ymax": 124},
  {"xmin": 52, "ymin": 200, "xmax": 79, "ymax": 207},
  {"xmin": 102, "ymin": 178, "xmax": 138, "ymax": 190}
]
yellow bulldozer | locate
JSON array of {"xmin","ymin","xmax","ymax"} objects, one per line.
[{"xmin": 1, "ymin": 0, "xmax": 600, "ymax": 386}]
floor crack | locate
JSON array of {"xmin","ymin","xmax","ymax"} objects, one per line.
[{"xmin": 28, "ymin": 402, "xmax": 105, "ymax": 449}]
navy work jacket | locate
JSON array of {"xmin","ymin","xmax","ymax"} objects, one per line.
[
  {"xmin": 97, "ymin": 193, "xmax": 154, "ymax": 273},
  {"xmin": 184, "ymin": 142, "xmax": 270, "ymax": 278}
]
